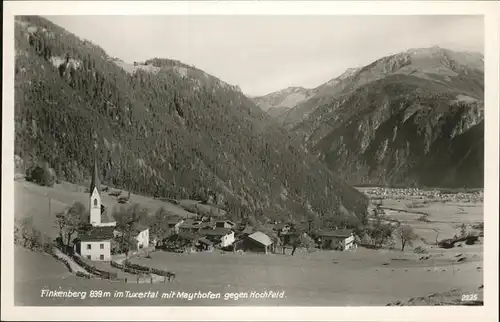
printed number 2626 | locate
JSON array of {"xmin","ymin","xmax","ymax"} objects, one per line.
[{"xmin": 461, "ymin": 293, "xmax": 478, "ymax": 301}]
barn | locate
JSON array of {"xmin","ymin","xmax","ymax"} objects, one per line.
[{"xmin": 235, "ymin": 231, "xmax": 274, "ymax": 254}]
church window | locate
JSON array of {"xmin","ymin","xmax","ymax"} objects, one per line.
[{"xmin": 94, "ymin": 198, "xmax": 98, "ymax": 206}]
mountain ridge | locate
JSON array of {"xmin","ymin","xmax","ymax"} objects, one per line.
[
  {"xmin": 255, "ymin": 46, "xmax": 483, "ymax": 125},
  {"xmin": 251, "ymin": 46, "xmax": 484, "ymax": 188},
  {"xmin": 291, "ymin": 47, "xmax": 484, "ymax": 188}
]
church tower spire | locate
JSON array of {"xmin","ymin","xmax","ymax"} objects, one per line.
[
  {"xmin": 89, "ymin": 156, "xmax": 101, "ymax": 194},
  {"xmin": 89, "ymin": 133, "xmax": 102, "ymax": 226}
]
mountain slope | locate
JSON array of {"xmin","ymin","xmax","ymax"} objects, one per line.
[
  {"xmin": 273, "ymin": 68, "xmax": 363, "ymax": 127},
  {"xmin": 289, "ymin": 47, "xmax": 484, "ymax": 188},
  {"xmin": 252, "ymin": 86, "xmax": 315, "ymax": 119},
  {"xmin": 14, "ymin": 16, "xmax": 369, "ymax": 227}
]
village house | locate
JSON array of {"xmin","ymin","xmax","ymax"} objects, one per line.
[
  {"xmin": 130, "ymin": 223, "xmax": 150, "ymax": 249},
  {"xmin": 178, "ymin": 218, "xmax": 203, "ymax": 234},
  {"xmin": 201, "ymin": 227, "xmax": 235, "ymax": 248},
  {"xmin": 75, "ymin": 226, "xmax": 114, "ymax": 261},
  {"xmin": 273, "ymin": 222, "xmax": 293, "ymax": 244},
  {"xmin": 195, "ymin": 237, "xmax": 214, "ymax": 251},
  {"xmin": 200, "ymin": 221, "xmax": 214, "ymax": 230},
  {"xmin": 74, "ymin": 157, "xmax": 116, "ymax": 261},
  {"xmin": 273, "ymin": 222, "xmax": 292, "ymax": 234},
  {"xmin": 235, "ymin": 231, "xmax": 274, "ymax": 254},
  {"xmin": 215, "ymin": 220, "xmax": 236, "ymax": 229},
  {"xmin": 112, "ymin": 221, "xmax": 150, "ymax": 250},
  {"xmin": 316, "ymin": 229, "xmax": 356, "ymax": 251}
]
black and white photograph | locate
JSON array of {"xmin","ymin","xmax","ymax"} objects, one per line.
[{"xmin": 2, "ymin": 1, "xmax": 499, "ymax": 321}]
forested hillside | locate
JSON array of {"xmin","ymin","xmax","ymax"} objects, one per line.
[{"xmin": 14, "ymin": 16, "xmax": 368, "ymax": 227}]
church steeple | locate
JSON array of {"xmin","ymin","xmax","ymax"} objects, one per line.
[
  {"xmin": 89, "ymin": 139, "xmax": 103, "ymax": 226},
  {"xmin": 89, "ymin": 131, "xmax": 100, "ymax": 194},
  {"xmin": 89, "ymin": 157, "xmax": 101, "ymax": 194}
]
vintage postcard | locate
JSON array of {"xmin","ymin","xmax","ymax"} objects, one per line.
[{"xmin": 2, "ymin": 1, "xmax": 499, "ymax": 321}]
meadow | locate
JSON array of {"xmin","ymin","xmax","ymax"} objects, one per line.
[{"xmin": 13, "ymin": 180, "xmax": 484, "ymax": 306}]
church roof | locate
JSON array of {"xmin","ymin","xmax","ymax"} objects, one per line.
[
  {"xmin": 131, "ymin": 223, "xmax": 149, "ymax": 235},
  {"xmin": 89, "ymin": 157, "xmax": 101, "ymax": 193},
  {"xmin": 114, "ymin": 222, "xmax": 149, "ymax": 236}
]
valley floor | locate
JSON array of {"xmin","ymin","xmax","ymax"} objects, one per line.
[{"xmin": 12, "ymin": 180, "xmax": 483, "ymax": 306}]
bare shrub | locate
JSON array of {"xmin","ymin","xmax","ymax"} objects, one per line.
[
  {"xmin": 458, "ymin": 223, "xmax": 468, "ymax": 238},
  {"xmin": 396, "ymin": 225, "xmax": 416, "ymax": 251},
  {"xmin": 414, "ymin": 246, "xmax": 427, "ymax": 254},
  {"xmin": 14, "ymin": 217, "xmax": 52, "ymax": 252}
]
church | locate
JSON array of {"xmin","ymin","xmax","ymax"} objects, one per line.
[
  {"xmin": 74, "ymin": 157, "xmax": 116, "ymax": 261},
  {"xmin": 74, "ymin": 154, "xmax": 150, "ymax": 261}
]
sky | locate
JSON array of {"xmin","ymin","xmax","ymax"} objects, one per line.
[{"xmin": 45, "ymin": 15, "xmax": 484, "ymax": 97}]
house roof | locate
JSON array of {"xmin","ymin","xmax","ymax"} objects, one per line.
[
  {"xmin": 317, "ymin": 229, "xmax": 353, "ymax": 238},
  {"xmin": 77, "ymin": 226, "xmax": 114, "ymax": 242},
  {"xmin": 200, "ymin": 223, "xmax": 214, "ymax": 230},
  {"xmin": 179, "ymin": 223, "xmax": 202, "ymax": 229},
  {"xmin": 201, "ymin": 227, "xmax": 233, "ymax": 237},
  {"xmin": 216, "ymin": 220, "xmax": 235, "ymax": 226},
  {"xmin": 248, "ymin": 231, "xmax": 273, "ymax": 246},
  {"xmin": 197, "ymin": 237, "xmax": 214, "ymax": 246},
  {"xmin": 89, "ymin": 156, "xmax": 101, "ymax": 193}
]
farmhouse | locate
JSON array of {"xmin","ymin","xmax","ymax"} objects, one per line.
[
  {"xmin": 201, "ymin": 227, "xmax": 235, "ymax": 248},
  {"xmin": 112, "ymin": 222, "xmax": 150, "ymax": 249},
  {"xmin": 74, "ymin": 226, "xmax": 114, "ymax": 261},
  {"xmin": 130, "ymin": 223, "xmax": 150, "ymax": 249},
  {"xmin": 195, "ymin": 237, "xmax": 214, "ymax": 251},
  {"xmin": 215, "ymin": 220, "xmax": 236, "ymax": 229},
  {"xmin": 316, "ymin": 229, "xmax": 356, "ymax": 251},
  {"xmin": 235, "ymin": 231, "xmax": 274, "ymax": 254},
  {"xmin": 272, "ymin": 222, "xmax": 292, "ymax": 234},
  {"xmin": 178, "ymin": 219, "xmax": 203, "ymax": 234}
]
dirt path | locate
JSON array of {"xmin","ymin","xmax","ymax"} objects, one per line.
[{"xmin": 52, "ymin": 247, "xmax": 92, "ymax": 275}]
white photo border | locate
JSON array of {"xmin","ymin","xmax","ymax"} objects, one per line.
[{"xmin": 2, "ymin": 1, "xmax": 499, "ymax": 321}]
